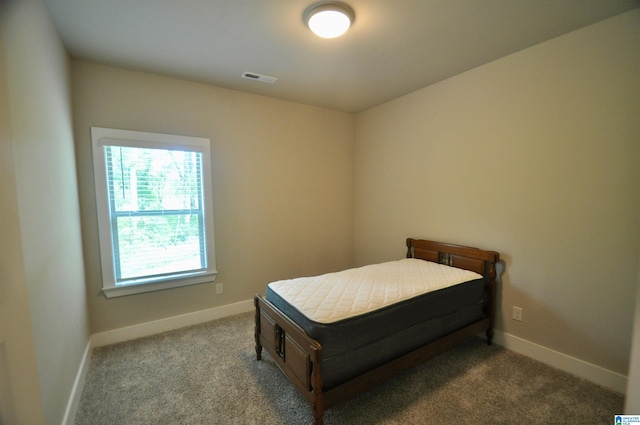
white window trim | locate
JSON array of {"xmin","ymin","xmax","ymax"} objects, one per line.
[{"xmin": 91, "ymin": 127, "xmax": 217, "ymax": 298}]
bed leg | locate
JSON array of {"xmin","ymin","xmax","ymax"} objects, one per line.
[
  {"xmin": 486, "ymin": 328, "xmax": 494, "ymax": 346},
  {"xmin": 312, "ymin": 404, "xmax": 324, "ymax": 425},
  {"xmin": 255, "ymin": 341, "xmax": 262, "ymax": 361},
  {"xmin": 254, "ymin": 295, "xmax": 263, "ymax": 361},
  {"xmin": 310, "ymin": 348, "xmax": 324, "ymax": 425}
]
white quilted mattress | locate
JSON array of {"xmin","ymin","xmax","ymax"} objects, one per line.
[{"xmin": 267, "ymin": 258, "xmax": 483, "ymax": 324}]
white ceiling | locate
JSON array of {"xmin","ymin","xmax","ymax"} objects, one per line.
[{"xmin": 43, "ymin": 0, "xmax": 639, "ymax": 113}]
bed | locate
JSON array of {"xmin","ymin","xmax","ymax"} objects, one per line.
[{"xmin": 254, "ymin": 238, "xmax": 500, "ymax": 424}]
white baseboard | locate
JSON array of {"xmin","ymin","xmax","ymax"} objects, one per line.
[
  {"xmin": 61, "ymin": 339, "xmax": 92, "ymax": 425},
  {"xmin": 493, "ymin": 330, "xmax": 628, "ymax": 394},
  {"xmin": 69, "ymin": 303, "xmax": 626, "ymax": 423},
  {"xmin": 91, "ymin": 299, "xmax": 254, "ymax": 347}
]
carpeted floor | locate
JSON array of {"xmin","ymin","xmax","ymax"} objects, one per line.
[{"xmin": 75, "ymin": 312, "xmax": 623, "ymax": 424}]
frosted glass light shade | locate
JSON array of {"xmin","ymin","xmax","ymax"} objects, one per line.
[{"xmin": 306, "ymin": 3, "xmax": 354, "ymax": 38}]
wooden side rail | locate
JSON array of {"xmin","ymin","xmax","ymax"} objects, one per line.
[{"xmin": 322, "ymin": 317, "xmax": 490, "ymax": 410}]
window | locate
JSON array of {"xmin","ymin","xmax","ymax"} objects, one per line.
[{"xmin": 91, "ymin": 127, "xmax": 217, "ymax": 298}]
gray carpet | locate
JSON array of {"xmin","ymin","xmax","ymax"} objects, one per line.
[{"xmin": 75, "ymin": 312, "xmax": 623, "ymax": 424}]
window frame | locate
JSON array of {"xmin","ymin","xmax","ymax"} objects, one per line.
[{"xmin": 91, "ymin": 127, "xmax": 217, "ymax": 298}]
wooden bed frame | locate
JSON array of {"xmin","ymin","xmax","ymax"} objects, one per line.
[{"xmin": 254, "ymin": 238, "xmax": 499, "ymax": 425}]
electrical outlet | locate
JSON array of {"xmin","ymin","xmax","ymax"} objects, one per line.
[
  {"xmin": 512, "ymin": 306, "xmax": 523, "ymax": 322},
  {"xmin": 215, "ymin": 283, "xmax": 223, "ymax": 294}
]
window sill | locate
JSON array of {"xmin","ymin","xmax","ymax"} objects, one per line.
[{"xmin": 102, "ymin": 271, "xmax": 218, "ymax": 298}]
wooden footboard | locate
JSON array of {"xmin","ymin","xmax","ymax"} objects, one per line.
[
  {"xmin": 255, "ymin": 238, "xmax": 500, "ymax": 425},
  {"xmin": 254, "ymin": 295, "xmax": 325, "ymax": 424}
]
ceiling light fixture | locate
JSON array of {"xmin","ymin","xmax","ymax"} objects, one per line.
[{"xmin": 304, "ymin": 2, "xmax": 355, "ymax": 39}]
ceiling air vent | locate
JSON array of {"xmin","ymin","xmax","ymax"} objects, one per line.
[{"xmin": 241, "ymin": 72, "xmax": 277, "ymax": 84}]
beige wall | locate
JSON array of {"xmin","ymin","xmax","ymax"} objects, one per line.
[
  {"xmin": 626, "ymin": 251, "xmax": 640, "ymax": 412},
  {"xmin": 71, "ymin": 61, "xmax": 355, "ymax": 333},
  {"xmin": 0, "ymin": 4, "xmax": 45, "ymax": 423},
  {"xmin": 354, "ymin": 9, "xmax": 640, "ymax": 375},
  {"xmin": 0, "ymin": 0, "xmax": 90, "ymax": 423}
]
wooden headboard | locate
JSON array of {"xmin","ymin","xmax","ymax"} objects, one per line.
[
  {"xmin": 407, "ymin": 237, "xmax": 501, "ymax": 335},
  {"xmin": 406, "ymin": 238, "xmax": 499, "ymax": 278}
]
